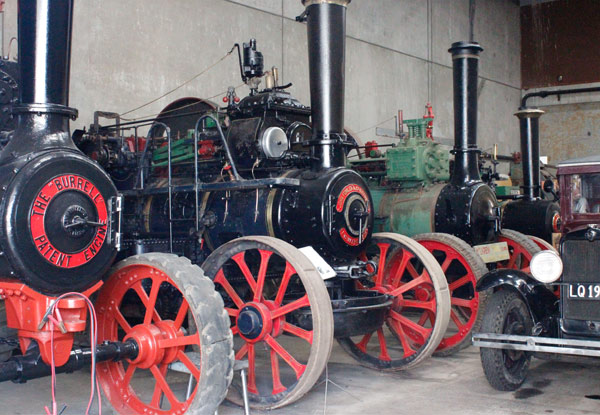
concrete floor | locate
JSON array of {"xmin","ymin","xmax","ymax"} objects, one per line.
[{"xmin": 1, "ymin": 344, "xmax": 599, "ymax": 415}]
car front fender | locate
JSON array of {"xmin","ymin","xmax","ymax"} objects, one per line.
[{"xmin": 477, "ymin": 269, "xmax": 558, "ymax": 323}]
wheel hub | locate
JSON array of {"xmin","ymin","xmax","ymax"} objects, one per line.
[
  {"xmin": 124, "ymin": 320, "xmax": 184, "ymax": 369},
  {"xmin": 236, "ymin": 302, "xmax": 273, "ymax": 342}
]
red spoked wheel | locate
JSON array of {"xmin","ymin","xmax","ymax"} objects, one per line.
[
  {"xmin": 413, "ymin": 233, "xmax": 488, "ymax": 356},
  {"xmin": 338, "ymin": 233, "xmax": 450, "ymax": 370},
  {"xmin": 528, "ymin": 235, "xmax": 557, "ymax": 253},
  {"xmin": 496, "ymin": 229, "xmax": 541, "ymax": 272},
  {"xmin": 96, "ymin": 253, "xmax": 233, "ymax": 415},
  {"xmin": 201, "ymin": 236, "xmax": 333, "ymax": 410}
]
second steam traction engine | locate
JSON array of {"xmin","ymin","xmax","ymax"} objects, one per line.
[{"xmin": 72, "ymin": 0, "xmax": 452, "ymax": 409}]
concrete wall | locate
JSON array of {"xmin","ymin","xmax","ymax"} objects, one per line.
[
  {"xmin": 0, "ymin": 0, "xmax": 521, "ymax": 155},
  {"xmin": 528, "ymin": 83, "xmax": 600, "ymax": 165}
]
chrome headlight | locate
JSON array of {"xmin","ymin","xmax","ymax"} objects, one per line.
[{"xmin": 530, "ymin": 250, "xmax": 563, "ymax": 284}]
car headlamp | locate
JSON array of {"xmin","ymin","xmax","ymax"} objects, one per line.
[{"xmin": 530, "ymin": 250, "xmax": 563, "ymax": 284}]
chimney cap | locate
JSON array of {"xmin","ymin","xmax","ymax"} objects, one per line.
[
  {"xmin": 448, "ymin": 41, "xmax": 483, "ymax": 57},
  {"xmin": 302, "ymin": 0, "xmax": 351, "ymax": 7}
]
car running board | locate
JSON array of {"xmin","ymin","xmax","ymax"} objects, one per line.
[{"xmin": 472, "ymin": 333, "xmax": 600, "ymax": 358}]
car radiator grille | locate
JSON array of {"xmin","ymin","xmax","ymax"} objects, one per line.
[{"xmin": 561, "ymin": 238, "xmax": 600, "ymax": 321}]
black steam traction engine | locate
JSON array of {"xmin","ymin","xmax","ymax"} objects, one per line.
[
  {"xmin": 0, "ymin": 0, "xmax": 457, "ymax": 412},
  {"xmin": 346, "ymin": 41, "xmax": 559, "ymax": 357}
]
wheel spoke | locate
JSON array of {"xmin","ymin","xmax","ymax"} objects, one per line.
[
  {"xmin": 270, "ymin": 349, "xmax": 286, "ymax": 395},
  {"xmin": 150, "ymin": 364, "xmax": 179, "ymax": 407},
  {"xmin": 448, "ymin": 275, "xmax": 472, "ymax": 292},
  {"xmin": 450, "ymin": 309, "xmax": 466, "ymax": 330},
  {"xmin": 387, "ymin": 319, "xmax": 416, "ymax": 358},
  {"xmin": 389, "ymin": 275, "xmax": 428, "ymax": 297},
  {"xmin": 235, "ymin": 343, "xmax": 248, "ymax": 360},
  {"xmin": 389, "ymin": 252, "xmax": 412, "ymax": 287},
  {"xmin": 265, "ymin": 335, "xmax": 306, "ymax": 379},
  {"xmin": 247, "ymin": 343, "xmax": 258, "ymax": 394},
  {"xmin": 173, "ymin": 300, "xmax": 189, "ymax": 329},
  {"xmin": 132, "ymin": 283, "xmax": 161, "ymax": 323},
  {"xmin": 274, "ymin": 262, "xmax": 296, "ymax": 307},
  {"xmin": 214, "ymin": 270, "xmax": 245, "ymax": 309},
  {"xmin": 282, "ymin": 322, "xmax": 313, "ymax": 343},
  {"xmin": 254, "ymin": 250, "xmax": 273, "ymax": 302},
  {"xmin": 226, "ymin": 307, "xmax": 239, "ymax": 317},
  {"xmin": 121, "ymin": 363, "xmax": 136, "ymax": 388},
  {"xmin": 396, "ymin": 298, "xmax": 436, "ymax": 312},
  {"xmin": 144, "ymin": 279, "xmax": 161, "ymax": 325},
  {"xmin": 112, "ymin": 308, "xmax": 132, "ymax": 334},
  {"xmin": 158, "ymin": 333, "xmax": 200, "ymax": 349},
  {"xmin": 150, "ymin": 363, "xmax": 169, "ymax": 407},
  {"xmin": 406, "ymin": 261, "xmax": 421, "ymax": 280},
  {"xmin": 375, "ymin": 243, "xmax": 391, "ymax": 286},
  {"xmin": 232, "ymin": 252, "xmax": 257, "ymax": 294},
  {"xmin": 451, "ymin": 297, "xmax": 476, "ymax": 310},
  {"xmin": 376, "ymin": 329, "xmax": 391, "ymax": 361},
  {"xmin": 389, "ymin": 309, "xmax": 431, "ymax": 344},
  {"xmin": 271, "ymin": 295, "xmax": 310, "ymax": 320},
  {"xmin": 176, "ymin": 350, "xmax": 201, "ymax": 380},
  {"xmin": 356, "ymin": 332, "xmax": 373, "ymax": 353},
  {"xmin": 440, "ymin": 256, "xmax": 453, "ymax": 272}
]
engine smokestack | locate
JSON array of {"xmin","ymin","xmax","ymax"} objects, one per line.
[
  {"xmin": 449, "ymin": 41, "xmax": 483, "ymax": 186},
  {"xmin": 515, "ymin": 107, "xmax": 544, "ymax": 200},
  {"xmin": 0, "ymin": 0, "xmax": 78, "ymax": 163},
  {"xmin": 302, "ymin": 0, "xmax": 350, "ymax": 170}
]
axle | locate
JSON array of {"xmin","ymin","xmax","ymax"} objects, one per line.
[{"xmin": 0, "ymin": 340, "xmax": 138, "ymax": 383}]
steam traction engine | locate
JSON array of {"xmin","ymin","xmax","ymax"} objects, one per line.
[
  {"xmin": 96, "ymin": 0, "xmax": 450, "ymax": 408},
  {"xmin": 0, "ymin": 0, "xmax": 455, "ymax": 412},
  {"xmin": 349, "ymin": 42, "xmax": 545, "ymax": 356}
]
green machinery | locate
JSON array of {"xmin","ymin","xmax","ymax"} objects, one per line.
[{"xmin": 350, "ymin": 117, "xmax": 450, "ymax": 236}]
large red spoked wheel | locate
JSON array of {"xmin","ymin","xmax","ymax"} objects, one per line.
[
  {"xmin": 96, "ymin": 253, "xmax": 234, "ymax": 415},
  {"xmin": 338, "ymin": 233, "xmax": 450, "ymax": 370},
  {"xmin": 413, "ymin": 233, "xmax": 488, "ymax": 356},
  {"xmin": 201, "ymin": 236, "xmax": 334, "ymax": 410},
  {"xmin": 496, "ymin": 229, "xmax": 541, "ymax": 272}
]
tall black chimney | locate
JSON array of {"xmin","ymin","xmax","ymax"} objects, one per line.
[
  {"xmin": 515, "ymin": 107, "xmax": 544, "ymax": 200},
  {"xmin": 0, "ymin": 0, "xmax": 78, "ymax": 163},
  {"xmin": 302, "ymin": 0, "xmax": 350, "ymax": 170},
  {"xmin": 449, "ymin": 41, "xmax": 483, "ymax": 186}
]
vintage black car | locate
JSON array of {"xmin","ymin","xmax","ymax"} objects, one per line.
[{"xmin": 473, "ymin": 154, "xmax": 600, "ymax": 391}]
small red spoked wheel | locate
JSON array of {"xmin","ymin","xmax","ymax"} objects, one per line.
[
  {"xmin": 96, "ymin": 253, "xmax": 234, "ymax": 415},
  {"xmin": 496, "ymin": 229, "xmax": 541, "ymax": 273},
  {"xmin": 201, "ymin": 236, "xmax": 333, "ymax": 410},
  {"xmin": 413, "ymin": 233, "xmax": 488, "ymax": 356},
  {"xmin": 338, "ymin": 233, "xmax": 450, "ymax": 370}
]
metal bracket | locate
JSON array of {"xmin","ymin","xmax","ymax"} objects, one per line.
[{"xmin": 108, "ymin": 194, "xmax": 123, "ymax": 251}]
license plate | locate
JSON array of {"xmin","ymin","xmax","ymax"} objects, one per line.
[
  {"xmin": 568, "ymin": 284, "xmax": 600, "ymax": 300},
  {"xmin": 473, "ymin": 242, "xmax": 510, "ymax": 263}
]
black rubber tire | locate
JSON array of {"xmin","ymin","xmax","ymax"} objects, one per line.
[
  {"xmin": 0, "ymin": 301, "xmax": 17, "ymax": 361},
  {"xmin": 413, "ymin": 233, "xmax": 488, "ymax": 357},
  {"xmin": 97, "ymin": 253, "xmax": 234, "ymax": 415},
  {"xmin": 479, "ymin": 289, "xmax": 533, "ymax": 391}
]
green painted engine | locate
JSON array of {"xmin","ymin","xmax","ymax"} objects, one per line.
[{"xmin": 350, "ymin": 117, "xmax": 452, "ymax": 237}]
